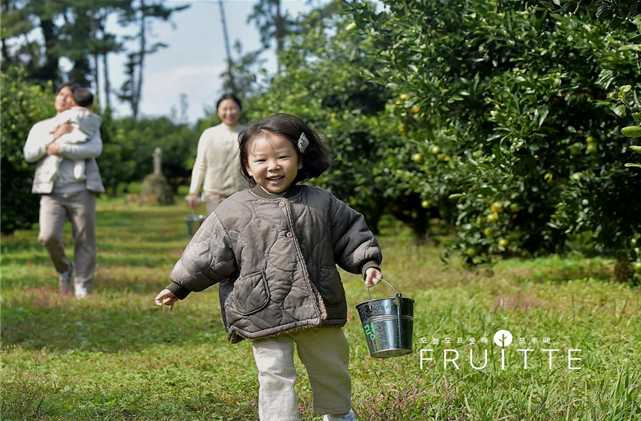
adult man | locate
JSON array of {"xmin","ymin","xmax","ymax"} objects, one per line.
[{"xmin": 23, "ymin": 83, "xmax": 105, "ymax": 298}]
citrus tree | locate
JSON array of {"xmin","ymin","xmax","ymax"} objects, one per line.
[
  {"xmin": 1, "ymin": 68, "xmax": 55, "ymax": 234},
  {"xmin": 349, "ymin": 0, "xmax": 641, "ymax": 276},
  {"xmin": 246, "ymin": 1, "xmax": 440, "ymax": 237}
]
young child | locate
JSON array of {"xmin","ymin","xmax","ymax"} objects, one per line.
[
  {"xmin": 42, "ymin": 87, "xmax": 102, "ymax": 182},
  {"xmin": 155, "ymin": 113, "xmax": 384, "ymax": 421}
]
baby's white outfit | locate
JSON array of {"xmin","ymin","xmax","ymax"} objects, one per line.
[{"xmin": 41, "ymin": 107, "xmax": 102, "ymax": 182}]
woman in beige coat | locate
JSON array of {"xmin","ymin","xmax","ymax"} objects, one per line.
[{"xmin": 187, "ymin": 94, "xmax": 248, "ymax": 214}]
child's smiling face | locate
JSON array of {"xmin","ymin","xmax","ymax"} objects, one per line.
[{"xmin": 245, "ymin": 133, "xmax": 302, "ymax": 194}]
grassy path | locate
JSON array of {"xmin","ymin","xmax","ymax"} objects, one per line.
[{"xmin": 1, "ymin": 198, "xmax": 640, "ymax": 420}]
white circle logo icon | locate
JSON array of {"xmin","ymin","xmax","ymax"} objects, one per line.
[{"xmin": 494, "ymin": 330, "xmax": 513, "ymax": 347}]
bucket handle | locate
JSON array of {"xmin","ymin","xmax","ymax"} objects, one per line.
[
  {"xmin": 367, "ymin": 278, "xmax": 403, "ymax": 302},
  {"xmin": 367, "ymin": 279, "xmax": 405, "ymax": 349}
]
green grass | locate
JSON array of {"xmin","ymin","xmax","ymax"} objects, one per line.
[{"xmin": 2, "ymin": 197, "xmax": 640, "ymax": 420}]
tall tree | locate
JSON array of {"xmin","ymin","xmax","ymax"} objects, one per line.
[
  {"xmin": 118, "ymin": 0, "xmax": 189, "ymax": 119},
  {"xmin": 90, "ymin": 1, "xmax": 127, "ymax": 110},
  {"xmin": 218, "ymin": 0, "xmax": 237, "ymax": 94},
  {"xmin": 219, "ymin": 0, "xmax": 312, "ymax": 100},
  {"xmin": 1, "ymin": 0, "xmax": 64, "ymax": 85},
  {"xmin": 1, "ymin": 0, "xmax": 127, "ymax": 96},
  {"xmin": 219, "ymin": 40, "xmax": 265, "ymax": 101},
  {"xmin": 247, "ymin": 0, "xmax": 297, "ymax": 71},
  {"xmin": 58, "ymin": 5, "xmax": 93, "ymax": 86}
]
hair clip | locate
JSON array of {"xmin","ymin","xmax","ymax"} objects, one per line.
[{"xmin": 297, "ymin": 132, "xmax": 309, "ymax": 153}]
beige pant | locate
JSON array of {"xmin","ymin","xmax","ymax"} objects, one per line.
[
  {"xmin": 252, "ymin": 327, "xmax": 352, "ymax": 421},
  {"xmin": 38, "ymin": 190, "xmax": 96, "ymax": 293},
  {"xmin": 203, "ymin": 192, "xmax": 227, "ymax": 215}
]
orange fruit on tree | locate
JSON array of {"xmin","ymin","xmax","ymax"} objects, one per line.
[{"xmin": 491, "ymin": 202, "xmax": 504, "ymax": 213}]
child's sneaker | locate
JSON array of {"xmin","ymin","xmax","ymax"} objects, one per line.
[
  {"xmin": 59, "ymin": 266, "xmax": 73, "ymax": 294},
  {"xmin": 323, "ymin": 410, "xmax": 356, "ymax": 421}
]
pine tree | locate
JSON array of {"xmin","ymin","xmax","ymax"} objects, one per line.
[{"xmin": 117, "ymin": 0, "xmax": 189, "ymax": 119}]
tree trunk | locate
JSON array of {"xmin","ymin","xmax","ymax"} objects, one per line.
[
  {"xmin": 274, "ymin": 0, "xmax": 283, "ymax": 72},
  {"xmin": 102, "ymin": 51, "xmax": 112, "ymax": 110},
  {"xmin": 93, "ymin": 51, "xmax": 100, "ymax": 107},
  {"xmin": 91, "ymin": 17, "xmax": 100, "ymax": 108},
  {"xmin": 35, "ymin": 18, "xmax": 60, "ymax": 83},
  {"xmin": 614, "ymin": 257, "xmax": 634, "ymax": 282},
  {"xmin": 274, "ymin": 0, "xmax": 283, "ymax": 53},
  {"xmin": 218, "ymin": 0, "xmax": 236, "ymax": 94},
  {"xmin": 96, "ymin": 13, "xmax": 113, "ymax": 111},
  {"xmin": 1, "ymin": 38, "xmax": 9, "ymax": 66},
  {"xmin": 62, "ymin": 9, "xmax": 91, "ymax": 86},
  {"xmin": 133, "ymin": 0, "xmax": 146, "ymax": 120}
]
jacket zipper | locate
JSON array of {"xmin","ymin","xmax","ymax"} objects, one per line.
[{"xmin": 281, "ymin": 199, "xmax": 325, "ymax": 320}]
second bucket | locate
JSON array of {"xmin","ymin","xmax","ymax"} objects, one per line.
[
  {"xmin": 185, "ymin": 214, "xmax": 205, "ymax": 236},
  {"xmin": 356, "ymin": 280, "xmax": 414, "ymax": 358}
]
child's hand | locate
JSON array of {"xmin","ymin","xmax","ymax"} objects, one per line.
[
  {"xmin": 365, "ymin": 268, "xmax": 383, "ymax": 288},
  {"xmin": 46, "ymin": 142, "xmax": 62, "ymax": 156},
  {"xmin": 155, "ymin": 289, "xmax": 178, "ymax": 310},
  {"xmin": 50, "ymin": 123, "xmax": 73, "ymax": 140}
]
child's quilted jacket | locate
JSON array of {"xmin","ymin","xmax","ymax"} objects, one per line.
[{"xmin": 167, "ymin": 184, "xmax": 382, "ymax": 343}]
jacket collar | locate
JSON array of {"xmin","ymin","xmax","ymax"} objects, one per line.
[{"xmin": 250, "ymin": 184, "xmax": 302, "ymax": 200}]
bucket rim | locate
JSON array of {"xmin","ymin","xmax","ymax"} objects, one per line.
[
  {"xmin": 184, "ymin": 215, "xmax": 206, "ymax": 222},
  {"xmin": 356, "ymin": 296, "xmax": 415, "ymax": 308}
]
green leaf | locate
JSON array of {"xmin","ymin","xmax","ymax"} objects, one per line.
[
  {"xmin": 613, "ymin": 105, "xmax": 627, "ymax": 117},
  {"xmin": 618, "ymin": 45, "xmax": 641, "ymax": 52},
  {"xmin": 537, "ymin": 107, "xmax": 549, "ymax": 128},
  {"xmin": 621, "ymin": 126, "xmax": 641, "ymax": 138}
]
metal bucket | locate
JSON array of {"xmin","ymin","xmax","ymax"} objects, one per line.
[
  {"xmin": 356, "ymin": 280, "xmax": 414, "ymax": 358},
  {"xmin": 184, "ymin": 215, "xmax": 205, "ymax": 236}
]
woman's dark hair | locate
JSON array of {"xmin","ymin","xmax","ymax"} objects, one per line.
[
  {"xmin": 239, "ymin": 113, "xmax": 331, "ymax": 185},
  {"xmin": 216, "ymin": 93, "xmax": 242, "ymax": 111}
]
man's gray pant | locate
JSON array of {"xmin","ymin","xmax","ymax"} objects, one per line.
[{"xmin": 38, "ymin": 190, "xmax": 97, "ymax": 294}]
